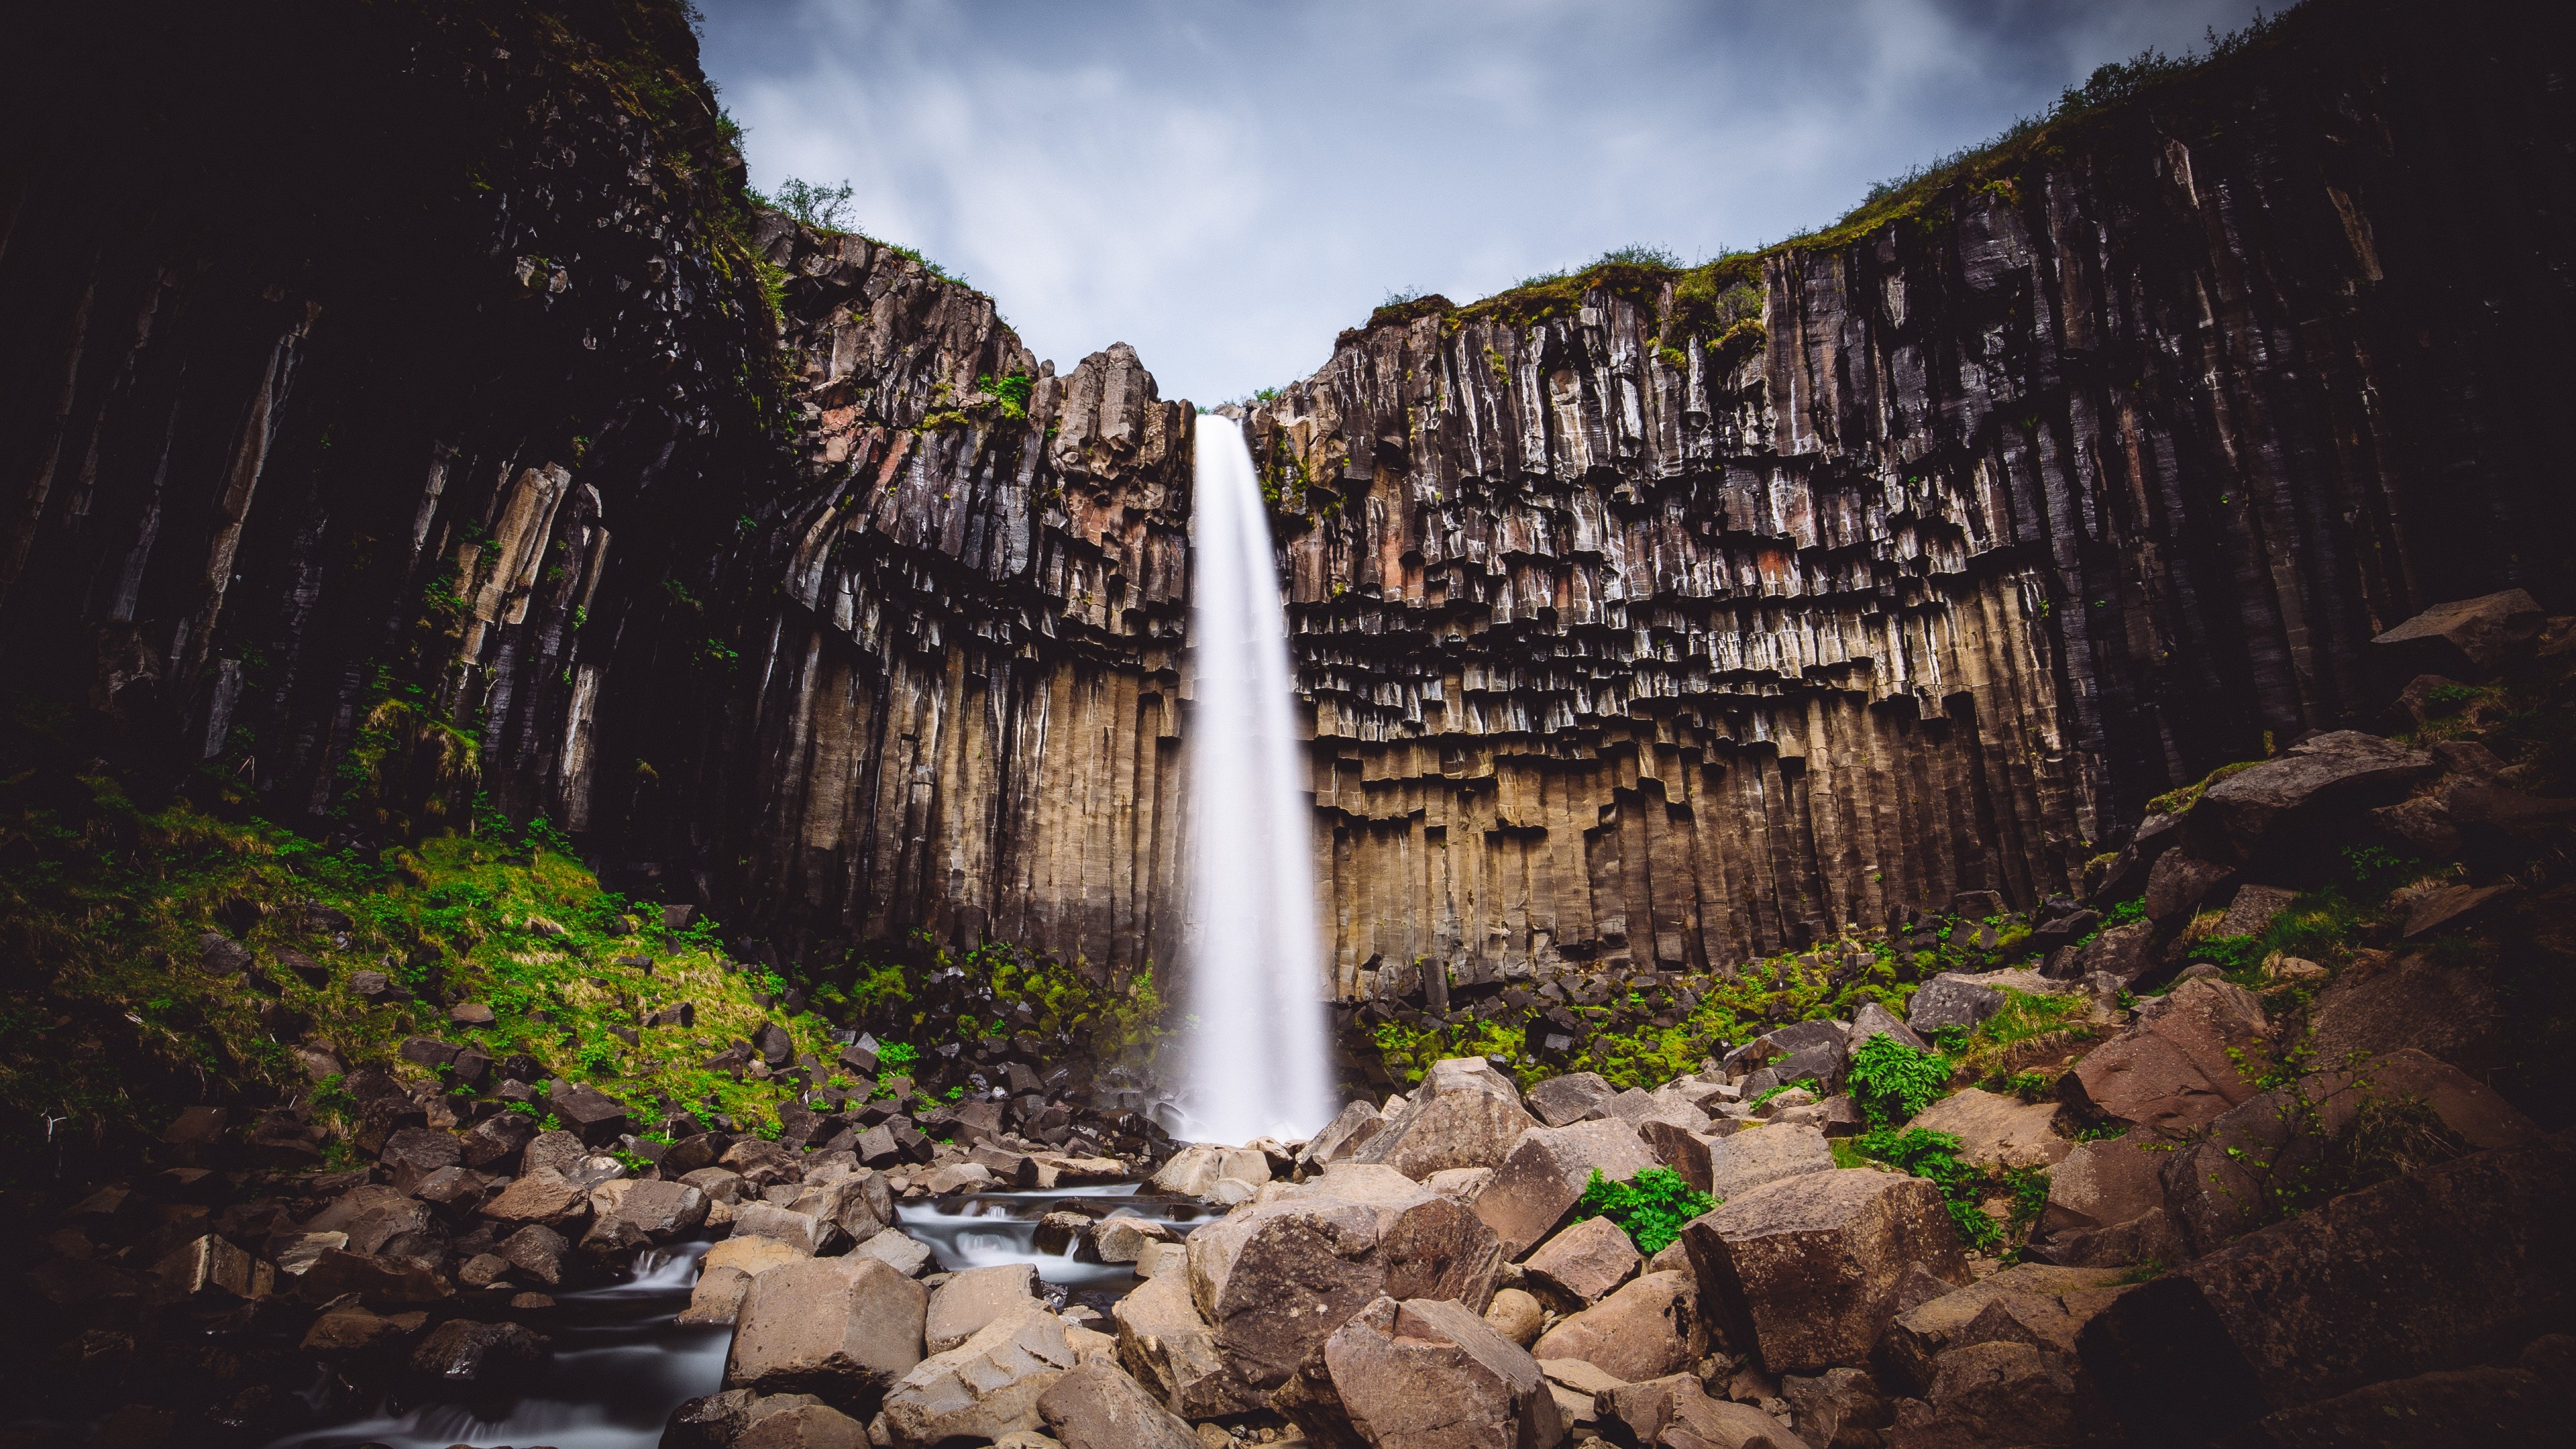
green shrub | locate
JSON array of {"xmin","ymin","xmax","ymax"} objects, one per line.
[
  {"xmin": 875, "ymin": 1041, "xmax": 920, "ymax": 1073},
  {"xmin": 1854, "ymin": 1126, "xmax": 1999, "ymax": 1249},
  {"xmin": 1848, "ymin": 1033, "xmax": 1949, "ymax": 1124},
  {"xmin": 1750, "ymin": 1076, "xmax": 1821, "ymax": 1108},
  {"xmin": 1572, "ymin": 1166, "xmax": 1716, "ymax": 1255}
]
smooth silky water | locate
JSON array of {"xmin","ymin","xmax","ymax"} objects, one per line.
[
  {"xmin": 262, "ymin": 1191, "xmax": 1209, "ymax": 1449},
  {"xmin": 1177, "ymin": 415, "xmax": 1336, "ymax": 1146}
]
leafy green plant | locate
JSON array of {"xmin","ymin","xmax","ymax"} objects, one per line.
[
  {"xmin": 875, "ymin": 1041, "xmax": 920, "ymax": 1073},
  {"xmin": 770, "ymin": 176, "xmax": 855, "ymax": 231},
  {"xmin": 2102, "ymin": 897, "xmax": 2146, "ymax": 928},
  {"xmin": 1854, "ymin": 1126, "xmax": 1999, "ymax": 1249},
  {"xmin": 1848, "ymin": 1033, "xmax": 1949, "ymax": 1124},
  {"xmin": 1572, "ymin": 1166, "xmax": 1715, "ymax": 1255},
  {"xmin": 1750, "ymin": 1076, "xmax": 1821, "ymax": 1108},
  {"xmin": 977, "ymin": 372, "xmax": 1033, "ymax": 421}
]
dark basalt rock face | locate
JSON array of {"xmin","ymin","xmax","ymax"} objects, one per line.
[
  {"xmin": 1, "ymin": 0, "xmax": 2568, "ymax": 993},
  {"xmin": 1238, "ymin": 0, "xmax": 2575, "ymax": 991}
]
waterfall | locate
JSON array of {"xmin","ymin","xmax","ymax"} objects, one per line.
[{"xmin": 1179, "ymin": 415, "xmax": 1334, "ymax": 1145}]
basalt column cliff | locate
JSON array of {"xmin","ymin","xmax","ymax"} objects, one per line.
[{"xmin": 1242, "ymin": 0, "xmax": 2572, "ymax": 996}]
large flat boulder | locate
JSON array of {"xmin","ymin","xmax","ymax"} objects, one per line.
[
  {"xmin": 2371, "ymin": 588, "xmax": 2546, "ymax": 676},
  {"xmin": 1301, "ymin": 1099, "xmax": 1387, "ymax": 1167},
  {"xmin": 1354, "ymin": 1057, "xmax": 1539, "ymax": 1180},
  {"xmin": 2161, "ymin": 1047, "xmax": 2540, "ymax": 1256},
  {"xmin": 926, "ymin": 1263, "xmax": 1044, "ymax": 1354},
  {"xmin": 1149, "ymin": 1144, "xmax": 1271, "ymax": 1199},
  {"xmin": 1521, "ymin": 1215, "xmax": 1639, "ymax": 1307},
  {"xmin": 1681, "ymin": 1169, "xmax": 1968, "ymax": 1375},
  {"xmin": 1273, "ymin": 1295, "xmax": 1566, "ymax": 1449},
  {"xmin": 2076, "ymin": 1136, "xmax": 2576, "ymax": 1444},
  {"xmin": 724, "ymin": 1256, "xmax": 930, "ymax": 1415},
  {"xmin": 1474, "ymin": 1120, "xmax": 1659, "ymax": 1259},
  {"xmin": 2061, "ymin": 975, "xmax": 2267, "ymax": 1134},
  {"xmin": 1598, "ymin": 1374, "xmax": 1799, "ymax": 1449},
  {"xmin": 1881, "ymin": 1263, "xmax": 2131, "ymax": 1393},
  {"xmin": 1525, "ymin": 1269, "xmax": 1701, "ymax": 1383},
  {"xmin": 2190, "ymin": 732, "xmax": 2438, "ymax": 865},
  {"xmin": 1907, "ymin": 1088, "xmax": 2070, "ymax": 1173},
  {"xmin": 1109, "ymin": 1267, "xmax": 1265, "ymax": 1419},
  {"xmin": 877, "ymin": 1307, "xmax": 1077, "ymax": 1448},
  {"xmin": 1905, "ymin": 976, "xmax": 2003, "ymax": 1035},
  {"xmin": 1034, "ymin": 1359, "xmax": 1201, "ymax": 1449},
  {"xmin": 1525, "ymin": 1072, "xmax": 1618, "ymax": 1128},
  {"xmin": 1185, "ymin": 1163, "xmax": 1501, "ymax": 1390},
  {"xmin": 1704, "ymin": 1124, "xmax": 1835, "ymax": 1201}
]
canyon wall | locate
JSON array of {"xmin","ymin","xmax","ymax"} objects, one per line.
[
  {"xmin": 1240, "ymin": 0, "xmax": 2574, "ymax": 995},
  {"xmin": 1, "ymin": 0, "xmax": 2568, "ymax": 1001}
]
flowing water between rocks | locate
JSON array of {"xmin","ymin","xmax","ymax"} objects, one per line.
[{"xmin": 262, "ymin": 1189, "xmax": 1203, "ymax": 1449}]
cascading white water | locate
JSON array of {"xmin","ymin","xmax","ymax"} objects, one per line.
[{"xmin": 1179, "ymin": 415, "xmax": 1335, "ymax": 1145}]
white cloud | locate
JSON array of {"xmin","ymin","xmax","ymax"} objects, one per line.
[{"xmin": 698, "ymin": 0, "xmax": 2261, "ymax": 402}]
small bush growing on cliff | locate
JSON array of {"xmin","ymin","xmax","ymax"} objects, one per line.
[
  {"xmin": 1573, "ymin": 1165, "xmax": 1714, "ymax": 1254},
  {"xmin": 770, "ymin": 176, "xmax": 854, "ymax": 231}
]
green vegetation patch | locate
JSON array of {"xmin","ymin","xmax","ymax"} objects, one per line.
[{"xmin": 1572, "ymin": 1165, "xmax": 1715, "ymax": 1256}]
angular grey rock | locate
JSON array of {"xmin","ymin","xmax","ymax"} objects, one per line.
[
  {"xmin": 1521, "ymin": 1214, "xmax": 1641, "ymax": 1307},
  {"xmin": 725, "ymin": 1256, "xmax": 930, "ymax": 1415},
  {"xmin": 879, "ymin": 1306, "xmax": 1075, "ymax": 1448},
  {"xmin": 2191, "ymin": 731, "xmax": 2438, "ymax": 865},
  {"xmin": 411, "ymin": 1318, "xmax": 547, "ymax": 1387},
  {"xmin": 1881, "ymin": 1262, "xmax": 2131, "ymax": 1393},
  {"xmin": 1273, "ymin": 1295, "xmax": 1566, "ymax": 1449},
  {"xmin": 1525, "ymin": 1071, "xmax": 1618, "ymax": 1128},
  {"xmin": 1907, "ymin": 1088, "xmax": 2069, "ymax": 1173},
  {"xmin": 2062, "ymin": 975, "xmax": 2267, "ymax": 1134},
  {"xmin": 1353, "ymin": 1057, "xmax": 1539, "ymax": 1180},
  {"xmin": 1527, "ymin": 1269, "xmax": 1702, "ymax": 1384},
  {"xmin": 1034, "ymin": 1360, "xmax": 1201, "ymax": 1449},
  {"xmin": 1474, "ymin": 1119, "xmax": 1659, "ymax": 1260},
  {"xmin": 1681, "ymin": 1168, "xmax": 1968, "ymax": 1375},
  {"xmin": 850, "ymin": 1229, "xmax": 936, "ymax": 1279},
  {"xmin": 1108, "ymin": 1264, "xmax": 1265, "ymax": 1419},
  {"xmin": 1905, "ymin": 975, "xmax": 2004, "ymax": 1034},
  {"xmin": 1849, "ymin": 1000, "xmax": 1925, "ymax": 1053},
  {"xmin": 1183, "ymin": 1163, "xmax": 1501, "ymax": 1390},
  {"xmin": 926, "ymin": 1263, "xmax": 1044, "ymax": 1355},
  {"xmin": 1301, "ymin": 1098, "xmax": 1388, "ymax": 1167},
  {"xmin": 1704, "ymin": 1124, "xmax": 1835, "ymax": 1201},
  {"xmin": 2371, "ymin": 588, "xmax": 2546, "ymax": 676}
]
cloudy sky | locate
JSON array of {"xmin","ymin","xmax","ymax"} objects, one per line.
[{"xmin": 697, "ymin": 0, "xmax": 2265, "ymax": 405}]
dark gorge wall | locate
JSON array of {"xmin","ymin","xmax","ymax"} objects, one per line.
[
  {"xmin": 1, "ymin": 0, "xmax": 2567, "ymax": 1000},
  {"xmin": 1239, "ymin": 0, "xmax": 2575, "ymax": 995}
]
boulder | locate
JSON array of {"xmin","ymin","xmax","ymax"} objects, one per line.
[
  {"xmin": 1301, "ymin": 1099, "xmax": 1388, "ymax": 1167},
  {"xmin": 2212, "ymin": 883, "xmax": 2300, "ymax": 941},
  {"xmin": 1905, "ymin": 976, "xmax": 2003, "ymax": 1035},
  {"xmin": 663, "ymin": 1389, "xmax": 831, "ymax": 1449},
  {"xmin": 878, "ymin": 1306, "xmax": 1075, "ymax": 1448},
  {"xmin": 725, "ymin": 1256, "xmax": 931, "ymax": 1415},
  {"xmin": 458, "ymin": 1111, "xmax": 537, "ymax": 1172},
  {"xmin": 1598, "ymin": 1373, "xmax": 1799, "ymax": 1449},
  {"xmin": 732, "ymin": 1203, "xmax": 844, "ymax": 1257},
  {"xmin": 2144, "ymin": 849, "xmax": 2237, "ymax": 925},
  {"xmin": 1521, "ymin": 1214, "xmax": 1640, "ymax": 1307},
  {"xmin": 1273, "ymin": 1295, "xmax": 1566, "ymax": 1449},
  {"xmin": 1636, "ymin": 1120, "xmax": 1729, "ymax": 1196},
  {"xmin": 1474, "ymin": 1120, "xmax": 1660, "ymax": 1259},
  {"xmin": 682, "ymin": 1236, "xmax": 807, "ymax": 1325},
  {"xmin": 582, "ymin": 1179, "xmax": 708, "ymax": 1252},
  {"xmin": 2035, "ymin": 1130, "xmax": 2165, "ymax": 1240},
  {"xmin": 926, "ymin": 1263, "xmax": 1044, "ymax": 1354},
  {"xmin": 2076, "ymin": 1136, "xmax": 2576, "ymax": 1443},
  {"xmin": 2064, "ymin": 921, "xmax": 2157, "ymax": 987},
  {"xmin": 1033, "ymin": 1360, "xmax": 1201, "ymax": 1449},
  {"xmin": 1881, "ymin": 1263, "xmax": 2131, "ymax": 1393},
  {"xmin": 1703, "ymin": 1124, "xmax": 1835, "ymax": 1201},
  {"xmin": 1353, "ymin": 1057, "xmax": 1539, "ymax": 1179},
  {"xmin": 410, "ymin": 1318, "xmax": 546, "ymax": 1388},
  {"xmin": 2159, "ymin": 1047, "xmax": 2539, "ymax": 1256},
  {"xmin": 546, "ymin": 1079, "xmax": 633, "ymax": 1146},
  {"xmin": 1483, "ymin": 1287, "xmax": 1545, "ymax": 1348},
  {"xmin": 1091, "ymin": 1214, "xmax": 1173, "ymax": 1265},
  {"xmin": 1148, "ymin": 1144, "xmax": 1270, "ymax": 1199},
  {"xmin": 1778, "ymin": 1366, "xmax": 1893, "ymax": 1449},
  {"xmin": 2402, "ymin": 881, "xmax": 2517, "ymax": 938},
  {"xmin": 1849, "ymin": 1000, "xmax": 1925, "ymax": 1052},
  {"xmin": 300, "ymin": 1304, "xmax": 428, "ymax": 1352},
  {"xmin": 380, "ymin": 1126, "xmax": 464, "ymax": 1191},
  {"xmin": 1526, "ymin": 1269, "xmax": 1701, "ymax": 1383},
  {"xmin": 1891, "ymin": 1340, "xmax": 2088, "ymax": 1448},
  {"xmin": 1183, "ymin": 1163, "xmax": 1501, "ymax": 1390},
  {"xmin": 2371, "ymin": 588, "xmax": 2546, "ymax": 676},
  {"xmin": 2308, "ymin": 949, "xmax": 2500, "ymax": 1078},
  {"xmin": 2060, "ymin": 975, "xmax": 2266, "ymax": 1134},
  {"xmin": 479, "ymin": 1170, "xmax": 591, "ymax": 1231},
  {"xmin": 1525, "ymin": 1072, "xmax": 1618, "ymax": 1128},
  {"xmin": 1906, "ymin": 1089, "xmax": 2069, "ymax": 1173},
  {"xmin": 1681, "ymin": 1169, "xmax": 1968, "ymax": 1375},
  {"xmin": 2238, "ymin": 1358, "xmax": 2569, "ymax": 1448},
  {"xmin": 1108, "ymin": 1264, "xmax": 1265, "ymax": 1419},
  {"xmin": 732, "ymin": 1401, "xmax": 871, "ymax": 1449},
  {"xmin": 2190, "ymin": 732, "xmax": 2437, "ymax": 865},
  {"xmin": 850, "ymin": 1229, "xmax": 936, "ymax": 1279},
  {"xmin": 522, "ymin": 1129, "xmax": 590, "ymax": 1179},
  {"xmin": 783, "ymin": 1169, "xmax": 893, "ymax": 1246},
  {"xmin": 496, "ymin": 1224, "xmax": 569, "ymax": 1286},
  {"xmin": 1426, "ymin": 1166, "xmax": 1494, "ymax": 1204}
]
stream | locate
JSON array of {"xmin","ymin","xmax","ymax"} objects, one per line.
[{"xmin": 264, "ymin": 1187, "xmax": 1204, "ymax": 1449}]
